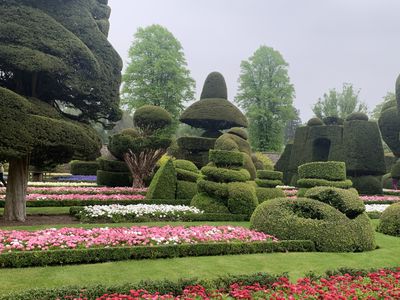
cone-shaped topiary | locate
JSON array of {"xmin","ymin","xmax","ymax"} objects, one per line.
[
  {"xmin": 200, "ymin": 72, "xmax": 228, "ymax": 100},
  {"xmin": 146, "ymin": 159, "xmax": 177, "ymax": 200}
]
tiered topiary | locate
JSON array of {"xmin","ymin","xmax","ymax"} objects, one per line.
[
  {"xmin": 377, "ymin": 203, "xmax": 400, "ymax": 236},
  {"xmin": 108, "ymin": 105, "xmax": 172, "ymax": 188},
  {"xmin": 177, "ymin": 72, "xmax": 248, "ymax": 167},
  {"xmin": 296, "ymin": 161, "xmax": 353, "ymax": 196},
  {"xmin": 191, "ymin": 149, "xmax": 258, "ymax": 216},
  {"xmin": 255, "ymin": 170, "xmax": 285, "ymax": 203},
  {"xmin": 174, "ymin": 159, "xmax": 200, "ymax": 199},
  {"xmin": 251, "ymin": 186, "xmax": 375, "ymax": 252}
]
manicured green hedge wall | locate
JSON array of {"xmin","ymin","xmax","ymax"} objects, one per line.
[
  {"xmin": 298, "ymin": 161, "xmax": 346, "ymax": 181},
  {"xmin": 70, "ymin": 160, "xmax": 99, "ymax": 175},
  {"xmin": 98, "ymin": 158, "xmax": 129, "ymax": 172},
  {"xmin": 96, "ymin": 170, "xmax": 132, "ymax": 187}
]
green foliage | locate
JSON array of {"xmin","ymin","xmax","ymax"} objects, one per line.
[
  {"xmin": 254, "ymin": 152, "xmax": 274, "ymax": 170},
  {"xmin": 379, "ymin": 105, "xmax": 400, "ymax": 157},
  {"xmin": 346, "ymin": 112, "xmax": 369, "ymax": 121},
  {"xmin": 307, "ymin": 118, "xmax": 324, "ymax": 126},
  {"xmin": 298, "ymin": 161, "xmax": 346, "ymax": 181},
  {"xmin": 256, "ymin": 187, "xmax": 285, "ymax": 203},
  {"xmin": 120, "ymin": 128, "xmax": 140, "ymax": 137},
  {"xmin": 297, "ymin": 178, "xmax": 353, "ymax": 189},
  {"xmin": 382, "ymin": 173, "xmax": 393, "ymax": 189},
  {"xmin": 322, "ymin": 116, "xmax": 344, "ymax": 125},
  {"xmin": 96, "ymin": 170, "xmax": 132, "ymax": 187},
  {"xmin": 377, "ymin": 203, "xmax": 400, "ymax": 236},
  {"xmin": 304, "ymin": 187, "xmax": 365, "ymax": 218},
  {"xmin": 235, "ymin": 46, "xmax": 295, "ymax": 151},
  {"xmin": 227, "ymin": 127, "xmax": 249, "ymax": 140},
  {"xmin": 70, "ymin": 161, "xmax": 99, "ymax": 176},
  {"xmin": 177, "ymin": 137, "xmax": 216, "ymax": 151},
  {"xmin": 175, "ymin": 168, "xmax": 200, "ymax": 182},
  {"xmin": 133, "ymin": 105, "xmax": 172, "ymax": 134},
  {"xmin": 146, "ymin": 159, "xmax": 177, "ymax": 199},
  {"xmin": 121, "ymin": 24, "xmax": 195, "ymax": 117},
  {"xmin": 190, "ymin": 193, "xmax": 230, "ymax": 213},
  {"xmin": 201, "ymin": 166, "xmax": 251, "ymax": 183},
  {"xmin": 173, "ymin": 160, "xmax": 199, "ymax": 173},
  {"xmin": 275, "ymin": 143, "xmax": 294, "ymax": 184},
  {"xmin": 370, "ymin": 92, "xmax": 396, "ymax": 121},
  {"xmin": 98, "ymin": 158, "xmax": 129, "ymax": 173},
  {"xmin": 284, "ymin": 108, "xmax": 302, "ymax": 144},
  {"xmin": 312, "ymin": 83, "xmax": 367, "ymax": 119},
  {"xmin": 257, "ymin": 170, "xmax": 283, "ymax": 180},
  {"xmin": 227, "ymin": 182, "xmax": 258, "ymax": 216},
  {"xmin": 250, "ymin": 197, "xmax": 375, "ymax": 252},
  {"xmin": 214, "ymin": 135, "xmax": 239, "ymax": 151},
  {"xmin": 350, "ymin": 176, "xmax": 383, "ymax": 195},
  {"xmin": 200, "ymin": 72, "xmax": 228, "ymax": 100},
  {"xmin": 390, "ymin": 161, "xmax": 400, "ymax": 179},
  {"xmin": 197, "ymin": 180, "xmax": 229, "ymax": 200},
  {"xmin": 208, "ymin": 150, "xmax": 244, "ymax": 167},
  {"xmin": 255, "ymin": 179, "xmax": 283, "ymax": 188},
  {"xmin": 176, "ymin": 180, "xmax": 197, "ymax": 200}
]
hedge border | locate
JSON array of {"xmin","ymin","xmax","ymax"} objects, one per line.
[{"xmin": 0, "ymin": 240, "xmax": 315, "ymax": 268}]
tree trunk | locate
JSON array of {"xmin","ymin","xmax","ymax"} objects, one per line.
[
  {"xmin": 3, "ymin": 157, "xmax": 28, "ymax": 221},
  {"xmin": 31, "ymin": 171, "xmax": 43, "ymax": 182}
]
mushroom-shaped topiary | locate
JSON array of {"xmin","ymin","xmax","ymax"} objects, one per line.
[
  {"xmin": 346, "ymin": 112, "xmax": 369, "ymax": 121},
  {"xmin": 134, "ymin": 105, "xmax": 172, "ymax": 135},
  {"xmin": 180, "ymin": 72, "xmax": 248, "ymax": 130}
]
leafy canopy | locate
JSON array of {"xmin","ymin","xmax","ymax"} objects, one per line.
[
  {"xmin": 371, "ymin": 92, "xmax": 395, "ymax": 121},
  {"xmin": 235, "ymin": 45, "xmax": 295, "ymax": 152},
  {"xmin": 312, "ymin": 83, "xmax": 368, "ymax": 119},
  {"xmin": 121, "ymin": 24, "xmax": 195, "ymax": 117}
]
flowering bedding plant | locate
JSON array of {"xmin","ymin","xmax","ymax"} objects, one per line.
[
  {"xmin": 79, "ymin": 204, "xmax": 203, "ymax": 222},
  {"xmin": 0, "ymin": 226, "xmax": 275, "ymax": 253},
  {"xmin": 54, "ymin": 175, "xmax": 97, "ymax": 182},
  {"xmin": 27, "ymin": 181, "xmax": 98, "ymax": 187},
  {"xmin": 360, "ymin": 195, "xmax": 400, "ymax": 203},
  {"xmin": 365, "ymin": 204, "xmax": 390, "ymax": 212},
  {"xmin": 72, "ymin": 269, "xmax": 400, "ymax": 299},
  {"xmin": 0, "ymin": 186, "xmax": 147, "ymax": 195},
  {"xmin": 0, "ymin": 194, "xmax": 145, "ymax": 202}
]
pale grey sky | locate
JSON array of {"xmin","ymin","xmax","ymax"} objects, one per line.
[{"xmin": 108, "ymin": 0, "xmax": 400, "ymax": 121}]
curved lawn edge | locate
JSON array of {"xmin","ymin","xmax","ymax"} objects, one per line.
[{"xmin": 0, "ymin": 240, "xmax": 314, "ymax": 268}]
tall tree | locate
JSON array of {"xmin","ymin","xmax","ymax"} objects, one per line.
[
  {"xmin": 0, "ymin": 0, "xmax": 122, "ymax": 221},
  {"xmin": 371, "ymin": 92, "xmax": 396, "ymax": 121},
  {"xmin": 235, "ymin": 45, "xmax": 295, "ymax": 151},
  {"xmin": 121, "ymin": 24, "xmax": 195, "ymax": 117},
  {"xmin": 312, "ymin": 83, "xmax": 368, "ymax": 119},
  {"xmin": 284, "ymin": 108, "xmax": 302, "ymax": 144}
]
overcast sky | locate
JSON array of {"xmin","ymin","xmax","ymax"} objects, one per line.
[{"xmin": 108, "ymin": 0, "xmax": 400, "ymax": 122}]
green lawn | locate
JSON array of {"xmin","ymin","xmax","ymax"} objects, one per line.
[{"xmin": 0, "ymin": 220, "xmax": 399, "ymax": 294}]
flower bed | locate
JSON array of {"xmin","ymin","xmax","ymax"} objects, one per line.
[
  {"xmin": 0, "ymin": 187, "xmax": 147, "ymax": 195},
  {"xmin": 366, "ymin": 204, "xmax": 390, "ymax": 212},
  {"xmin": 0, "ymin": 193, "xmax": 145, "ymax": 202},
  {"xmin": 65, "ymin": 268, "xmax": 400, "ymax": 300},
  {"xmin": 54, "ymin": 175, "xmax": 97, "ymax": 182},
  {"xmin": 360, "ymin": 195, "xmax": 400, "ymax": 204},
  {"xmin": 28, "ymin": 181, "xmax": 97, "ymax": 187},
  {"xmin": 78, "ymin": 204, "xmax": 203, "ymax": 222}
]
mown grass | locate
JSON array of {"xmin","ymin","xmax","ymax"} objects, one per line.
[{"xmin": 0, "ymin": 220, "xmax": 399, "ymax": 294}]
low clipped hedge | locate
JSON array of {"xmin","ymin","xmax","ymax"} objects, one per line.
[
  {"xmin": 197, "ymin": 179, "xmax": 229, "ymax": 199},
  {"xmin": 298, "ymin": 161, "xmax": 346, "ymax": 181},
  {"xmin": 98, "ymin": 158, "xmax": 129, "ymax": 173},
  {"xmin": 250, "ymin": 197, "xmax": 375, "ymax": 252},
  {"xmin": 0, "ymin": 240, "xmax": 314, "ymax": 269},
  {"xmin": 176, "ymin": 168, "xmax": 200, "ymax": 182},
  {"xmin": 255, "ymin": 179, "xmax": 283, "ymax": 188},
  {"xmin": 208, "ymin": 150, "xmax": 244, "ymax": 167},
  {"xmin": 190, "ymin": 193, "xmax": 230, "ymax": 213},
  {"xmin": 201, "ymin": 166, "xmax": 250, "ymax": 183},
  {"xmin": 350, "ymin": 175, "xmax": 383, "ymax": 195},
  {"xmin": 297, "ymin": 178, "xmax": 353, "ymax": 189},
  {"xmin": 70, "ymin": 161, "xmax": 99, "ymax": 175},
  {"xmin": 227, "ymin": 182, "xmax": 258, "ymax": 216},
  {"xmin": 256, "ymin": 187, "xmax": 285, "ymax": 203},
  {"xmin": 177, "ymin": 137, "xmax": 216, "ymax": 151},
  {"xmin": 257, "ymin": 170, "xmax": 283, "ymax": 180},
  {"xmin": 96, "ymin": 170, "xmax": 132, "ymax": 187},
  {"xmin": 377, "ymin": 203, "xmax": 400, "ymax": 236},
  {"xmin": 176, "ymin": 180, "xmax": 197, "ymax": 200}
]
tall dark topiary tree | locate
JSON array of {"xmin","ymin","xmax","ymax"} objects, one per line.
[{"xmin": 0, "ymin": 0, "xmax": 122, "ymax": 221}]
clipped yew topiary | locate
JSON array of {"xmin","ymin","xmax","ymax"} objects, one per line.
[
  {"xmin": 227, "ymin": 182, "xmax": 258, "ymax": 216},
  {"xmin": 70, "ymin": 161, "xmax": 99, "ymax": 176},
  {"xmin": 349, "ymin": 176, "xmax": 383, "ymax": 195},
  {"xmin": 146, "ymin": 159, "xmax": 177, "ymax": 200},
  {"xmin": 377, "ymin": 203, "xmax": 400, "ymax": 236},
  {"xmin": 254, "ymin": 170, "xmax": 284, "ymax": 203},
  {"xmin": 173, "ymin": 159, "xmax": 200, "ymax": 200},
  {"xmin": 307, "ymin": 117, "xmax": 324, "ymax": 126}
]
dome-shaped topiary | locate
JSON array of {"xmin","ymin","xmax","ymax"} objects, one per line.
[
  {"xmin": 379, "ymin": 106, "xmax": 400, "ymax": 157},
  {"xmin": 200, "ymin": 71, "xmax": 227, "ymax": 100},
  {"xmin": 120, "ymin": 128, "xmax": 140, "ymax": 137},
  {"xmin": 134, "ymin": 105, "xmax": 172, "ymax": 133},
  {"xmin": 323, "ymin": 116, "xmax": 344, "ymax": 125},
  {"xmin": 377, "ymin": 203, "xmax": 400, "ymax": 236},
  {"xmin": 346, "ymin": 112, "xmax": 369, "ymax": 121},
  {"xmin": 227, "ymin": 127, "xmax": 249, "ymax": 140},
  {"xmin": 307, "ymin": 117, "xmax": 324, "ymax": 126}
]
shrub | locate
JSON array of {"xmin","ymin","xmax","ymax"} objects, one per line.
[
  {"xmin": 98, "ymin": 158, "xmax": 129, "ymax": 173},
  {"xmin": 257, "ymin": 170, "xmax": 283, "ymax": 180},
  {"xmin": 208, "ymin": 149, "xmax": 244, "ymax": 167},
  {"xmin": 146, "ymin": 159, "xmax": 176, "ymax": 199},
  {"xmin": 304, "ymin": 186, "xmax": 365, "ymax": 218},
  {"xmin": 254, "ymin": 152, "xmax": 274, "ymax": 170},
  {"xmin": 177, "ymin": 137, "xmax": 216, "ymax": 151},
  {"xmin": 176, "ymin": 181, "xmax": 197, "ymax": 200},
  {"xmin": 250, "ymin": 198, "xmax": 375, "ymax": 252},
  {"xmin": 96, "ymin": 170, "xmax": 132, "ymax": 187},
  {"xmin": 255, "ymin": 179, "xmax": 283, "ymax": 188},
  {"xmin": 298, "ymin": 161, "xmax": 346, "ymax": 181},
  {"xmin": 346, "ymin": 112, "xmax": 369, "ymax": 121},
  {"xmin": 173, "ymin": 160, "xmax": 199, "ymax": 173},
  {"xmin": 307, "ymin": 117, "xmax": 323, "ymax": 126},
  {"xmin": 256, "ymin": 187, "xmax": 285, "ymax": 204},
  {"xmin": 201, "ymin": 166, "xmax": 250, "ymax": 183},
  {"xmin": 390, "ymin": 161, "xmax": 400, "ymax": 179},
  {"xmin": 175, "ymin": 168, "xmax": 200, "ymax": 182},
  {"xmin": 297, "ymin": 178, "xmax": 353, "ymax": 189},
  {"xmin": 213, "ymin": 135, "xmax": 239, "ymax": 151},
  {"xmin": 227, "ymin": 127, "xmax": 249, "ymax": 140},
  {"xmin": 382, "ymin": 173, "xmax": 392, "ymax": 189},
  {"xmin": 120, "ymin": 128, "xmax": 140, "ymax": 137},
  {"xmin": 379, "ymin": 106, "xmax": 400, "ymax": 157},
  {"xmin": 377, "ymin": 203, "xmax": 400, "ymax": 236},
  {"xmin": 190, "ymin": 193, "xmax": 230, "ymax": 213},
  {"xmin": 70, "ymin": 160, "xmax": 99, "ymax": 175},
  {"xmin": 227, "ymin": 182, "xmax": 258, "ymax": 216},
  {"xmin": 197, "ymin": 179, "xmax": 229, "ymax": 200},
  {"xmin": 350, "ymin": 175, "xmax": 383, "ymax": 195},
  {"xmin": 133, "ymin": 105, "xmax": 172, "ymax": 133}
]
